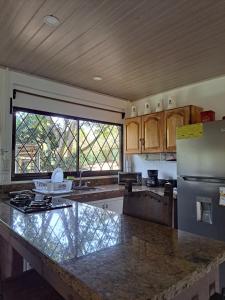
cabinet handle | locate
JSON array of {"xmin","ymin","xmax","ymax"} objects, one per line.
[
  {"xmin": 106, "ymin": 204, "xmax": 108, "ymax": 209},
  {"xmin": 102, "ymin": 204, "xmax": 105, "ymax": 209},
  {"xmin": 142, "ymin": 138, "xmax": 145, "ymax": 146}
]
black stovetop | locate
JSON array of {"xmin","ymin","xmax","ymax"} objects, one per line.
[{"xmin": 6, "ymin": 191, "xmax": 72, "ymax": 214}]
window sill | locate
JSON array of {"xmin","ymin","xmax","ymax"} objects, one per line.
[{"xmin": 9, "ymin": 175, "xmax": 118, "ymax": 184}]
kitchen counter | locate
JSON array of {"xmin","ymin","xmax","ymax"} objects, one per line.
[
  {"xmin": 0, "ymin": 184, "xmax": 168, "ymax": 204},
  {"xmin": 65, "ymin": 184, "xmax": 167, "ymax": 202},
  {"xmin": 0, "ymin": 200, "xmax": 225, "ymax": 300}
]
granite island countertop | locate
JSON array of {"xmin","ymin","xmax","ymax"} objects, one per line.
[{"xmin": 0, "ymin": 199, "xmax": 225, "ymax": 300}]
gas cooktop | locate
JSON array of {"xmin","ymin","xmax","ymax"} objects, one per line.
[{"xmin": 6, "ymin": 190, "xmax": 72, "ymax": 214}]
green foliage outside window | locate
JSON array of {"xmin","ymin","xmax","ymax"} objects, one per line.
[{"xmin": 14, "ymin": 110, "xmax": 121, "ymax": 175}]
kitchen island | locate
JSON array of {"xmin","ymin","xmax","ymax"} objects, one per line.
[
  {"xmin": 0, "ymin": 184, "xmax": 169, "ymax": 215},
  {"xmin": 0, "ymin": 199, "xmax": 225, "ymax": 300}
]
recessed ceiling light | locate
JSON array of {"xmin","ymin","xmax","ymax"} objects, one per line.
[
  {"xmin": 93, "ymin": 76, "xmax": 103, "ymax": 81},
  {"xmin": 44, "ymin": 15, "xmax": 60, "ymax": 27}
]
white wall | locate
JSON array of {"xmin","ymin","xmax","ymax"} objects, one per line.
[
  {"xmin": 128, "ymin": 75, "xmax": 225, "ymax": 179},
  {"xmin": 10, "ymin": 71, "xmax": 129, "ymax": 122},
  {"xmin": 0, "ymin": 68, "xmax": 10, "ymax": 184},
  {"xmin": 0, "ymin": 68, "xmax": 129, "ymax": 184},
  {"xmin": 132, "ymin": 155, "xmax": 177, "ymax": 179},
  {"xmin": 128, "ymin": 75, "xmax": 225, "ymax": 118}
]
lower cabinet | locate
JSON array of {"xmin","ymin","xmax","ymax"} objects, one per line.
[
  {"xmin": 173, "ymin": 266, "xmax": 219, "ymax": 300},
  {"xmin": 87, "ymin": 197, "xmax": 123, "ymax": 214}
]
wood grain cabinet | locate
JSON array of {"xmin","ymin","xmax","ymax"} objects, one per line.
[
  {"xmin": 124, "ymin": 105, "xmax": 202, "ymax": 154},
  {"xmin": 124, "ymin": 117, "xmax": 142, "ymax": 154},
  {"xmin": 164, "ymin": 105, "xmax": 202, "ymax": 152},
  {"xmin": 141, "ymin": 112, "xmax": 164, "ymax": 153}
]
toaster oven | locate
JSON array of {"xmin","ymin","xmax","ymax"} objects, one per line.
[{"xmin": 118, "ymin": 172, "xmax": 142, "ymax": 185}]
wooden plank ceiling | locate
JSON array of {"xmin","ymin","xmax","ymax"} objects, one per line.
[{"xmin": 0, "ymin": 0, "xmax": 225, "ymax": 100}]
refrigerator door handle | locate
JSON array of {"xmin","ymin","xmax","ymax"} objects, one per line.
[{"xmin": 180, "ymin": 176, "xmax": 225, "ymax": 184}]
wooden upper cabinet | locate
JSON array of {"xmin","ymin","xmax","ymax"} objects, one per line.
[
  {"xmin": 124, "ymin": 105, "xmax": 202, "ymax": 154},
  {"xmin": 125, "ymin": 117, "xmax": 142, "ymax": 154},
  {"xmin": 164, "ymin": 105, "xmax": 202, "ymax": 152},
  {"xmin": 164, "ymin": 106, "xmax": 190, "ymax": 152},
  {"xmin": 142, "ymin": 112, "xmax": 164, "ymax": 153}
]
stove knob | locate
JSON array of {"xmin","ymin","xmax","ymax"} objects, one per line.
[{"xmin": 44, "ymin": 195, "xmax": 52, "ymax": 204}]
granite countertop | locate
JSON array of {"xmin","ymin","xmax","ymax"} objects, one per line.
[
  {"xmin": 0, "ymin": 184, "xmax": 167, "ymax": 203},
  {"xmin": 65, "ymin": 184, "xmax": 167, "ymax": 202},
  {"xmin": 0, "ymin": 200, "xmax": 225, "ymax": 300}
]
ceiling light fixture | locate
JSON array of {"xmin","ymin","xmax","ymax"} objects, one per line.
[
  {"xmin": 44, "ymin": 15, "xmax": 60, "ymax": 27},
  {"xmin": 93, "ymin": 76, "xmax": 103, "ymax": 81}
]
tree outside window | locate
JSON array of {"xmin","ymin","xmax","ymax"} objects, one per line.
[{"xmin": 13, "ymin": 109, "xmax": 122, "ymax": 179}]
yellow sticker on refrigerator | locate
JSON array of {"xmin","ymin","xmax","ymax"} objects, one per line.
[{"xmin": 176, "ymin": 123, "xmax": 203, "ymax": 140}]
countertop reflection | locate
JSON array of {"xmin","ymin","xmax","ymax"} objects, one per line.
[{"xmin": 5, "ymin": 202, "xmax": 122, "ymax": 262}]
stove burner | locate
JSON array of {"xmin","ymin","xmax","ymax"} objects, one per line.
[
  {"xmin": 10, "ymin": 198, "xmax": 31, "ymax": 207},
  {"xmin": 7, "ymin": 190, "xmax": 72, "ymax": 214},
  {"xmin": 24, "ymin": 200, "xmax": 52, "ymax": 213}
]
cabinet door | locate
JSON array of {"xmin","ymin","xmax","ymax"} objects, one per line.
[
  {"xmin": 165, "ymin": 107, "xmax": 190, "ymax": 152},
  {"xmin": 105, "ymin": 197, "xmax": 123, "ymax": 214},
  {"xmin": 142, "ymin": 112, "xmax": 164, "ymax": 153},
  {"xmin": 125, "ymin": 117, "xmax": 142, "ymax": 154},
  {"xmin": 87, "ymin": 198, "xmax": 123, "ymax": 214}
]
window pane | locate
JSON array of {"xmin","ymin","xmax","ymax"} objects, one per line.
[
  {"xmin": 15, "ymin": 111, "xmax": 78, "ymax": 174},
  {"xmin": 79, "ymin": 121, "xmax": 121, "ymax": 171}
]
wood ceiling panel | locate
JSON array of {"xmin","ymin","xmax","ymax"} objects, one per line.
[
  {"xmin": 1, "ymin": 0, "xmax": 69, "ymax": 64},
  {"xmin": 2, "ymin": 0, "xmax": 88, "ymax": 68},
  {"xmin": 99, "ymin": 33, "xmax": 225, "ymax": 88},
  {"xmin": 62, "ymin": 2, "xmax": 222, "ymax": 80},
  {"xmin": 0, "ymin": 0, "xmax": 46, "ymax": 51},
  {"xmin": 37, "ymin": 0, "xmax": 170, "ymax": 77},
  {"xmin": 0, "ymin": 0, "xmax": 225, "ymax": 100},
  {"xmin": 60, "ymin": 20, "xmax": 224, "ymax": 90},
  {"xmin": 12, "ymin": 0, "xmax": 105, "ymax": 70},
  {"xmin": 0, "ymin": 0, "xmax": 25, "ymax": 29},
  {"xmin": 54, "ymin": 43, "xmax": 225, "ymax": 99},
  {"xmin": 30, "ymin": 0, "xmax": 147, "ymax": 76},
  {"xmin": 47, "ymin": 0, "xmax": 207, "ymax": 75}
]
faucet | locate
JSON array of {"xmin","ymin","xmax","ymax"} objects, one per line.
[{"xmin": 78, "ymin": 168, "xmax": 88, "ymax": 187}]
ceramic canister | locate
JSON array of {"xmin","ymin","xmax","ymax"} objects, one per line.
[
  {"xmin": 155, "ymin": 99, "xmax": 163, "ymax": 112},
  {"xmin": 144, "ymin": 102, "xmax": 151, "ymax": 114},
  {"xmin": 131, "ymin": 105, "xmax": 137, "ymax": 117},
  {"xmin": 167, "ymin": 96, "xmax": 176, "ymax": 109}
]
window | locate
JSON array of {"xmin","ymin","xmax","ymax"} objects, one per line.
[{"xmin": 12, "ymin": 108, "xmax": 123, "ymax": 180}]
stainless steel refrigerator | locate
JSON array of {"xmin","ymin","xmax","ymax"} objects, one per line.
[{"xmin": 177, "ymin": 120, "xmax": 225, "ymax": 241}]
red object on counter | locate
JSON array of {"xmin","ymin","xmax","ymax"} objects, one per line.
[{"xmin": 200, "ymin": 110, "xmax": 215, "ymax": 123}]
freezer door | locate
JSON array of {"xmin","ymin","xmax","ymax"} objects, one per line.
[
  {"xmin": 177, "ymin": 120, "xmax": 225, "ymax": 178},
  {"xmin": 177, "ymin": 176, "xmax": 225, "ymax": 241}
]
